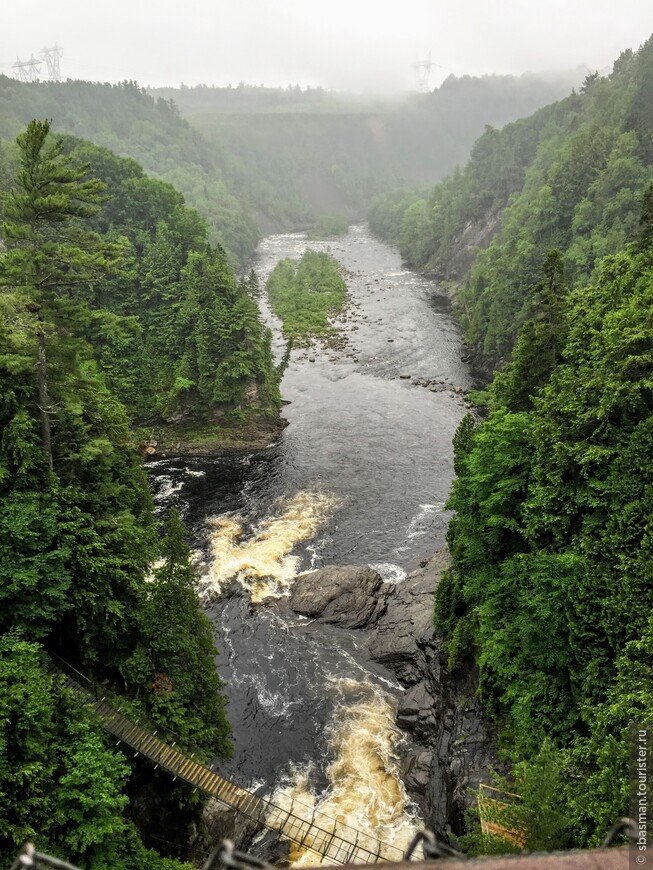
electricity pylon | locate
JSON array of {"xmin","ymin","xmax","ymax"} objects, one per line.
[
  {"xmin": 12, "ymin": 54, "xmax": 42, "ymax": 82},
  {"xmin": 40, "ymin": 45, "xmax": 64, "ymax": 80},
  {"xmin": 413, "ymin": 52, "xmax": 442, "ymax": 92},
  {"xmin": 6, "ymin": 46, "xmax": 63, "ymax": 82}
]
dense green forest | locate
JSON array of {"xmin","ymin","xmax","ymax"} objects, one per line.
[
  {"xmin": 0, "ymin": 77, "xmax": 260, "ymax": 264},
  {"xmin": 0, "ymin": 122, "xmax": 282, "ymax": 448},
  {"xmin": 0, "ymin": 71, "xmax": 576, "ymax": 264},
  {"xmin": 369, "ymin": 39, "xmax": 653, "ymax": 368},
  {"xmin": 0, "ymin": 39, "xmax": 649, "ymax": 864},
  {"xmin": 266, "ymin": 250, "xmax": 347, "ymax": 342},
  {"xmin": 435, "ymin": 214, "xmax": 653, "ymax": 848},
  {"xmin": 366, "ymin": 32, "xmax": 653, "ymax": 851},
  {"xmin": 182, "ymin": 73, "xmax": 578, "ymax": 234},
  {"xmin": 0, "ymin": 119, "xmax": 286, "ymax": 866}
]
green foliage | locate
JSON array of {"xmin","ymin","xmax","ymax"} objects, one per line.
[
  {"xmin": 451, "ymin": 413, "xmax": 477, "ymax": 476},
  {"xmin": 568, "ymin": 616, "xmax": 653, "ymax": 845},
  {"xmin": 638, "ymin": 180, "xmax": 653, "ymax": 249},
  {"xmin": 0, "ymin": 78, "xmax": 258, "ymax": 265},
  {"xmin": 508, "ymin": 741, "xmax": 569, "ymax": 850},
  {"xmin": 169, "ymin": 248, "xmax": 279, "ymax": 418},
  {"xmin": 1, "ymin": 120, "xmax": 122, "ymax": 293},
  {"xmin": 0, "ymin": 637, "xmax": 193, "ymax": 869},
  {"xmin": 0, "ymin": 71, "xmax": 577, "ymax": 265},
  {"xmin": 492, "ymin": 250, "xmax": 569, "ymax": 411},
  {"xmin": 466, "ymin": 390, "xmax": 490, "ymax": 408},
  {"xmin": 308, "ymin": 213, "xmax": 349, "ymax": 239},
  {"xmin": 370, "ymin": 39, "xmax": 653, "ymax": 368},
  {"xmin": 267, "ymin": 249, "xmax": 347, "ymax": 344},
  {"xmin": 369, "ymin": 189, "xmax": 426, "ymax": 248},
  {"xmin": 184, "ymin": 73, "xmax": 578, "ymax": 235},
  {"xmin": 0, "ymin": 120, "xmax": 125, "ymax": 469},
  {"xmin": 400, "ymin": 199, "xmax": 433, "ymax": 266},
  {"xmin": 463, "ymin": 740, "xmax": 568, "ymax": 854},
  {"xmin": 439, "ymin": 227, "xmax": 653, "ymax": 845},
  {"xmin": 0, "ymin": 131, "xmax": 282, "ymax": 430},
  {"xmin": 0, "ymin": 122, "xmax": 235, "ymax": 866},
  {"xmin": 86, "ymin": 143, "xmax": 280, "ymax": 426},
  {"xmin": 123, "ymin": 510, "xmax": 232, "ymax": 754},
  {"xmin": 446, "ymin": 613, "xmax": 477, "ymax": 673}
]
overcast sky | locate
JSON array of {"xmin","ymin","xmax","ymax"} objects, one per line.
[{"xmin": 2, "ymin": 0, "xmax": 652, "ymax": 91}]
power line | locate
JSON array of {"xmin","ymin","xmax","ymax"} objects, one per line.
[{"xmin": 3, "ymin": 45, "xmax": 63, "ymax": 82}]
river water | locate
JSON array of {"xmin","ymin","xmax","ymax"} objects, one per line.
[{"xmin": 148, "ymin": 224, "xmax": 472, "ymax": 856}]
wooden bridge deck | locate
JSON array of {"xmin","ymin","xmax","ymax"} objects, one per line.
[{"xmin": 49, "ymin": 662, "xmax": 405, "ymax": 866}]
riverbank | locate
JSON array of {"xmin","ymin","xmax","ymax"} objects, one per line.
[{"xmin": 140, "ymin": 414, "xmax": 288, "ymax": 457}]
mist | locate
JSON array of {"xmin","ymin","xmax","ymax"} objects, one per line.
[{"xmin": 2, "ymin": 0, "xmax": 652, "ymax": 91}]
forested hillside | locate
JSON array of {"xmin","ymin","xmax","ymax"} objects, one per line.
[
  {"xmin": 364, "ymin": 34, "xmax": 653, "ymax": 851},
  {"xmin": 0, "ymin": 126, "xmax": 281, "ymax": 448},
  {"xmin": 0, "ymin": 71, "xmax": 576, "ymax": 263},
  {"xmin": 0, "ymin": 77, "xmax": 260, "ymax": 263},
  {"xmin": 179, "ymin": 73, "xmax": 578, "ymax": 233},
  {"xmin": 0, "ymin": 119, "xmax": 283, "ymax": 866},
  {"xmin": 434, "ymin": 201, "xmax": 653, "ymax": 848},
  {"xmin": 367, "ymin": 35, "xmax": 653, "ymax": 851},
  {"xmin": 369, "ymin": 38, "xmax": 653, "ymax": 368}
]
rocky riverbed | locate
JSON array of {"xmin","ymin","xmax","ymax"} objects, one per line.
[{"xmin": 289, "ymin": 551, "xmax": 503, "ymax": 841}]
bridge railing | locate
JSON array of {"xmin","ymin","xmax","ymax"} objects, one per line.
[
  {"xmin": 46, "ymin": 654, "xmax": 406, "ymax": 864},
  {"xmin": 47, "ymin": 652, "xmax": 219, "ymax": 764},
  {"xmin": 49, "ymin": 653, "xmax": 285, "ymax": 793}
]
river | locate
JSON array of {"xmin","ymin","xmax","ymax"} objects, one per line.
[{"xmin": 147, "ymin": 224, "xmax": 472, "ymax": 855}]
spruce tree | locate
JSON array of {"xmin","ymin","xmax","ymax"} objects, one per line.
[{"xmin": 0, "ymin": 119, "xmax": 122, "ymax": 468}]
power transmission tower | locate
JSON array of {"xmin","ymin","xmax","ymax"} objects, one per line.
[
  {"xmin": 413, "ymin": 52, "xmax": 442, "ymax": 93},
  {"xmin": 40, "ymin": 44, "xmax": 64, "ymax": 80},
  {"xmin": 12, "ymin": 54, "xmax": 42, "ymax": 82}
]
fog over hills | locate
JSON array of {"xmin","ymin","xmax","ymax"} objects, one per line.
[{"xmin": 3, "ymin": 0, "xmax": 652, "ymax": 90}]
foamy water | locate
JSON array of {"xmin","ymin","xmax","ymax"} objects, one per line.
[
  {"xmin": 203, "ymin": 491, "xmax": 339, "ymax": 603},
  {"xmin": 270, "ymin": 678, "xmax": 420, "ymax": 865},
  {"xmin": 199, "ymin": 491, "xmax": 421, "ymax": 858}
]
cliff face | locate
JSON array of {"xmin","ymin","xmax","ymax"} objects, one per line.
[
  {"xmin": 289, "ymin": 550, "xmax": 504, "ymax": 840},
  {"xmin": 429, "ymin": 208, "xmax": 503, "ymax": 284}
]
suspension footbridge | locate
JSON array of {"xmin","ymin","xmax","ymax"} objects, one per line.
[{"xmin": 48, "ymin": 659, "xmax": 405, "ymax": 866}]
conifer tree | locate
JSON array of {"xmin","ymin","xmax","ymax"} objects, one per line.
[
  {"xmin": 638, "ymin": 181, "xmax": 653, "ymax": 250},
  {"xmin": 493, "ymin": 250, "xmax": 568, "ymax": 412},
  {"xmin": 0, "ymin": 119, "xmax": 122, "ymax": 467}
]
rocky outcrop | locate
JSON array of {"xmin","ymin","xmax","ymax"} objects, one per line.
[
  {"xmin": 432, "ymin": 208, "xmax": 503, "ymax": 283},
  {"xmin": 289, "ymin": 549, "xmax": 503, "ymax": 843},
  {"xmin": 368, "ymin": 561, "xmax": 437, "ymax": 684},
  {"xmin": 369, "ymin": 548, "xmax": 504, "ymax": 840},
  {"xmin": 290, "ymin": 565, "xmax": 388, "ymax": 628},
  {"xmin": 147, "ymin": 414, "xmax": 288, "ymax": 457}
]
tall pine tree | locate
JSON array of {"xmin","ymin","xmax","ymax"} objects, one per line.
[{"xmin": 0, "ymin": 119, "xmax": 122, "ymax": 467}]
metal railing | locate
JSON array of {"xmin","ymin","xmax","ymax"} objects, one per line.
[{"xmin": 47, "ymin": 656, "xmax": 405, "ymax": 866}]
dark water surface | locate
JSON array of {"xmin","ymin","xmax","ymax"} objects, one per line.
[{"xmin": 147, "ymin": 225, "xmax": 471, "ymax": 834}]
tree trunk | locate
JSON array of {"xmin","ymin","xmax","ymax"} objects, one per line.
[{"xmin": 37, "ymin": 321, "xmax": 53, "ymax": 470}]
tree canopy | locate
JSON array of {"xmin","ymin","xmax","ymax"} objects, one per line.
[
  {"xmin": 369, "ymin": 38, "xmax": 653, "ymax": 369},
  {"xmin": 435, "ymin": 230, "xmax": 653, "ymax": 846},
  {"xmin": 0, "ymin": 121, "xmax": 238, "ymax": 867}
]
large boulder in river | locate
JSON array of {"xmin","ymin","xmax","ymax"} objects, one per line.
[
  {"xmin": 290, "ymin": 565, "xmax": 386, "ymax": 628},
  {"xmin": 368, "ymin": 549, "xmax": 450, "ymax": 684}
]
